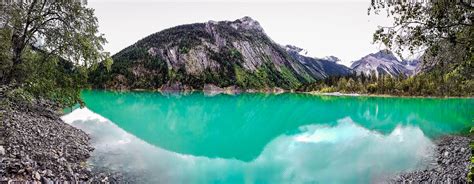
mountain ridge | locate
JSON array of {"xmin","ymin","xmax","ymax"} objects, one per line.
[
  {"xmin": 89, "ymin": 17, "xmax": 353, "ymax": 90},
  {"xmin": 285, "ymin": 45, "xmax": 352, "ymax": 79},
  {"xmin": 351, "ymin": 50, "xmax": 420, "ymax": 77},
  {"xmin": 89, "ymin": 17, "xmax": 420, "ymax": 91}
]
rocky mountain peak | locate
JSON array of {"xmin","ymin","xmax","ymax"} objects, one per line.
[
  {"xmin": 370, "ymin": 49, "xmax": 398, "ymax": 62},
  {"xmin": 323, "ymin": 56, "xmax": 341, "ymax": 63},
  {"xmin": 351, "ymin": 50, "xmax": 421, "ymax": 77},
  {"xmin": 98, "ymin": 17, "xmax": 318, "ymax": 90},
  {"xmin": 284, "ymin": 45, "xmax": 312, "ymax": 57},
  {"xmin": 284, "ymin": 45, "xmax": 352, "ymax": 79},
  {"xmin": 285, "ymin": 45, "xmax": 304, "ymax": 53},
  {"xmin": 231, "ymin": 16, "xmax": 264, "ymax": 32}
]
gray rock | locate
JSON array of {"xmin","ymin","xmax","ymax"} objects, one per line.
[
  {"xmin": 41, "ymin": 176, "xmax": 52, "ymax": 184},
  {"xmin": 33, "ymin": 171, "xmax": 41, "ymax": 180},
  {"xmin": 0, "ymin": 85, "xmax": 100, "ymax": 182},
  {"xmin": 390, "ymin": 135, "xmax": 471, "ymax": 183},
  {"xmin": 443, "ymin": 151, "xmax": 449, "ymax": 157},
  {"xmin": 0, "ymin": 146, "xmax": 5, "ymax": 155}
]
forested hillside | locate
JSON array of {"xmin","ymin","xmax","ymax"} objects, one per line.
[{"xmin": 89, "ymin": 17, "xmax": 318, "ymax": 90}]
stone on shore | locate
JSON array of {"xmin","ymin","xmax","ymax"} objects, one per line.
[{"xmin": 391, "ymin": 135, "xmax": 472, "ymax": 183}]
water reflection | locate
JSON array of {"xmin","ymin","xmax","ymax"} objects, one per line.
[
  {"xmin": 63, "ymin": 109, "xmax": 436, "ymax": 184},
  {"xmin": 79, "ymin": 91, "xmax": 473, "ymax": 162}
]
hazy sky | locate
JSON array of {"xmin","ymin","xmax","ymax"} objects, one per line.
[{"xmin": 89, "ymin": 0, "xmax": 392, "ymax": 66}]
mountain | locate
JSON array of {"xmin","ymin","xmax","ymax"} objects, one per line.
[
  {"xmin": 400, "ymin": 59, "xmax": 421, "ymax": 76},
  {"xmin": 323, "ymin": 56, "xmax": 342, "ymax": 63},
  {"xmin": 285, "ymin": 45, "xmax": 352, "ymax": 79},
  {"xmin": 350, "ymin": 50, "xmax": 420, "ymax": 77},
  {"xmin": 90, "ymin": 17, "xmax": 320, "ymax": 90}
]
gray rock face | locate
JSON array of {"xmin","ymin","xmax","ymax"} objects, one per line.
[
  {"xmin": 231, "ymin": 16, "xmax": 265, "ymax": 32},
  {"xmin": 285, "ymin": 45, "xmax": 353, "ymax": 79},
  {"xmin": 351, "ymin": 50, "xmax": 420, "ymax": 77},
  {"xmin": 95, "ymin": 17, "xmax": 319, "ymax": 90}
]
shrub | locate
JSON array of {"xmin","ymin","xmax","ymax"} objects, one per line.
[
  {"xmin": 6, "ymin": 87, "xmax": 34, "ymax": 104},
  {"xmin": 320, "ymin": 87, "xmax": 336, "ymax": 93}
]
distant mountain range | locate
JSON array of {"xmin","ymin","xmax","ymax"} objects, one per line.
[
  {"xmin": 89, "ymin": 17, "xmax": 421, "ymax": 90},
  {"xmin": 351, "ymin": 50, "xmax": 420, "ymax": 77},
  {"xmin": 285, "ymin": 45, "xmax": 352, "ymax": 79}
]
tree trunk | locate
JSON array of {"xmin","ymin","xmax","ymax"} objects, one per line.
[{"xmin": 8, "ymin": 34, "xmax": 26, "ymax": 83}]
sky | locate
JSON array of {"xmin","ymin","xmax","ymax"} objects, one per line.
[{"xmin": 88, "ymin": 0, "xmax": 393, "ymax": 66}]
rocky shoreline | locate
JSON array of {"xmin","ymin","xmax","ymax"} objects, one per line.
[
  {"xmin": 391, "ymin": 135, "xmax": 472, "ymax": 183},
  {"xmin": 0, "ymin": 86, "xmax": 124, "ymax": 183},
  {"xmin": 101, "ymin": 82, "xmax": 292, "ymax": 95}
]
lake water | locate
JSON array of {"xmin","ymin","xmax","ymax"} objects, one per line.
[{"xmin": 62, "ymin": 90, "xmax": 473, "ymax": 183}]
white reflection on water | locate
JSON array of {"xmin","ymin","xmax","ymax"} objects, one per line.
[{"xmin": 62, "ymin": 108, "xmax": 435, "ymax": 184}]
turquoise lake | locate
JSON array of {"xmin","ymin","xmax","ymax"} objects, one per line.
[{"xmin": 62, "ymin": 90, "xmax": 474, "ymax": 183}]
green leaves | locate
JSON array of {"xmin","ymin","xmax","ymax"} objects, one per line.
[
  {"xmin": 21, "ymin": 50, "xmax": 87, "ymax": 107},
  {"xmin": 0, "ymin": 1, "xmax": 114, "ymax": 106},
  {"xmin": 299, "ymin": 70, "xmax": 473, "ymax": 97},
  {"xmin": 2, "ymin": 1, "xmax": 107, "ymax": 74},
  {"xmin": 103, "ymin": 57, "xmax": 113, "ymax": 72},
  {"xmin": 370, "ymin": 1, "xmax": 472, "ymax": 57},
  {"xmin": 6, "ymin": 87, "xmax": 34, "ymax": 104},
  {"xmin": 369, "ymin": 1, "xmax": 473, "ymax": 99},
  {"xmin": 0, "ymin": 28, "xmax": 13, "ymax": 82}
]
